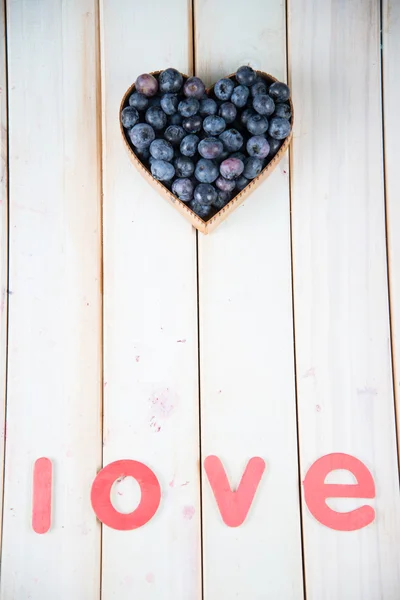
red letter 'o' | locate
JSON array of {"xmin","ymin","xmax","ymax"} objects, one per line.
[{"xmin": 91, "ymin": 460, "xmax": 161, "ymax": 530}]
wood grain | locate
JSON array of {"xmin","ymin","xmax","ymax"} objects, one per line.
[
  {"xmin": 1, "ymin": 1, "xmax": 102, "ymax": 598},
  {"xmin": 0, "ymin": 0, "xmax": 8, "ymax": 558},
  {"xmin": 382, "ymin": 0, "xmax": 400, "ymax": 450},
  {"xmin": 100, "ymin": 0, "xmax": 201, "ymax": 598},
  {"xmin": 289, "ymin": 0, "xmax": 400, "ymax": 597},
  {"xmin": 195, "ymin": 1, "xmax": 304, "ymax": 598}
]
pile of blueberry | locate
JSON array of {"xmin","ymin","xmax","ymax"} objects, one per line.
[{"xmin": 121, "ymin": 66, "xmax": 292, "ymax": 220}]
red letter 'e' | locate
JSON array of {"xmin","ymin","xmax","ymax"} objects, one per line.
[
  {"xmin": 91, "ymin": 460, "xmax": 161, "ymax": 530},
  {"xmin": 303, "ymin": 453, "xmax": 375, "ymax": 531}
]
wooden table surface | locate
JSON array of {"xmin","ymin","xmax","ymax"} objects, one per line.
[{"xmin": 0, "ymin": 1, "xmax": 399, "ymax": 598}]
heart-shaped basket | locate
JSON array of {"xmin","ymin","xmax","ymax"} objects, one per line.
[{"xmin": 120, "ymin": 70, "xmax": 293, "ymax": 234}]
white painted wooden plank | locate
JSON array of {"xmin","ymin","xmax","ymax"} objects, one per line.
[
  {"xmin": 195, "ymin": 2, "xmax": 304, "ymax": 598},
  {"xmin": 289, "ymin": 0, "xmax": 400, "ymax": 598},
  {"xmin": 100, "ymin": 1, "xmax": 201, "ymax": 598},
  {"xmin": 0, "ymin": 0, "xmax": 8, "ymax": 556},
  {"xmin": 383, "ymin": 0, "xmax": 400, "ymax": 447},
  {"xmin": 1, "ymin": 1, "xmax": 102, "ymax": 598}
]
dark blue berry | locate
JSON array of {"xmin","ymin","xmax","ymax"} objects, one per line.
[
  {"xmin": 240, "ymin": 108, "xmax": 256, "ymax": 126},
  {"xmin": 251, "ymin": 81, "xmax": 267, "ymax": 97},
  {"xmin": 145, "ymin": 106, "xmax": 167, "ymax": 130},
  {"xmin": 200, "ymin": 98, "xmax": 218, "ymax": 116},
  {"xmin": 129, "ymin": 123, "xmax": 155, "ymax": 148},
  {"xmin": 215, "ymin": 176, "xmax": 235, "ymax": 192},
  {"xmin": 159, "ymin": 68, "xmax": 183, "ymax": 93},
  {"xmin": 164, "ymin": 125, "xmax": 185, "ymax": 145},
  {"xmin": 269, "ymin": 81, "xmax": 290, "ymax": 102},
  {"xmin": 243, "ymin": 156, "xmax": 263, "ymax": 179},
  {"xmin": 220, "ymin": 157, "xmax": 244, "ymax": 180},
  {"xmin": 121, "ymin": 106, "xmax": 139, "ymax": 128},
  {"xmin": 174, "ymin": 155, "xmax": 195, "ymax": 177},
  {"xmin": 268, "ymin": 117, "xmax": 291, "ymax": 139},
  {"xmin": 172, "ymin": 178, "xmax": 194, "ymax": 202},
  {"xmin": 247, "ymin": 114, "xmax": 269, "ymax": 135},
  {"xmin": 230, "ymin": 152, "xmax": 246, "ymax": 162},
  {"xmin": 231, "ymin": 85, "xmax": 250, "ymax": 108},
  {"xmin": 180, "ymin": 134, "xmax": 199, "ymax": 157},
  {"xmin": 219, "ymin": 129, "xmax": 243, "ymax": 152},
  {"xmin": 135, "ymin": 73, "xmax": 158, "ymax": 97},
  {"xmin": 246, "ymin": 135, "xmax": 270, "ymax": 158},
  {"xmin": 203, "ymin": 115, "xmax": 226, "ymax": 136},
  {"xmin": 218, "ymin": 102, "xmax": 237, "ymax": 124},
  {"xmin": 135, "ymin": 146, "xmax": 150, "ymax": 161},
  {"xmin": 182, "ymin": 115, "xmax": 202, "ymax": 133},
  {"xmin": 214, "ymin": 190, "xmax": 231, "ymax": 209},
  {"xmin": 183, "ymin": 76, "xmax": 206, "ymax": 99},
  {"xmin": 151, "ymin": 159, "xmax": 175, "ymax": 181},
  {"xmin": 195, "ymin": 158, "xmax": 219, "ymax": 183},
  {"xmin": 274, "ymin": 103, "xmax": 292, "ymax": 119},
  {"xmin": 190, "ymin": 200, "xmax": 212, "ymax": 219},
  {"xmin": 236, "ymin": 66, "xmax": 256, "ymax": 86},
  {"xmin": 150, "ymin": 139, "xmax": 174, "ymax": 161},
  {"xmin": 160, "ymin": 94, "xmax": 179, "ymax": 115},
  {"xmin": 253, "ymin": 94, "xmax": 275, "ymax": 116},
  {"xmin": 214, "ymin": 78, "xmax": 235, "ymax": 101},
  {"xmin": 178, "ymin": 98, "xmax": 200, "ymax": 117},
  {"xmin": 236, "ymin": 176, "xmax": 250, "ymax": 191},
  {"xmin": 128, "ymin": 92, "xmax": 148, "ymax": 111},
  {"xmin": 194, "ymin": 183, "xmax": 217, "ymax": 205},
  {"xmin": 266, "ymin": 135, "xmax": 282, "ymax": 157},
  {"xmin": 198, "ymin": 137, "xmax": 224, "ymax": 160},
  {"xmin": 169, "ymin": 113, "xmax": 183, "ymax": 126}
]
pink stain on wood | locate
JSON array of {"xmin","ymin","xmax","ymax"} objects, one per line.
[
  {"xmin": 145, "ymin": 573, "xmax": 155, "ymax": 584},
  {"xmin": 303, "ymin": 367, "xmax": 315, "ymax": 378},
  {"xmin": 182, "ymin": 505, "xmax": 195, "ymax": 520},
  {"xmin": 135, "ymin": 356, "xmax": 140, "ymax": 362},
  {"xmin": 177, "ymin": 339, "xmax": 186, "ymax": 343},
  {"xmin": 32, "ymin": 458, "xmax": 52, "ymax": 534}
]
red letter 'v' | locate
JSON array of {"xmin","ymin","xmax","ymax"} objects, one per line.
[{"xmin": 204, "ymin": 456, "xmax": 266, "ymax": 527}]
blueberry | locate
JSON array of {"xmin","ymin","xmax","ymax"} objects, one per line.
[
  {"xmin": 159, "ymin": 68, "xmax": 183, "ymax": 93},
  {"xmin": 164, "ymin": 125, "xmax": 185, "ymax": 145},
  {"xmin": 220, "ymin": 157, "xmax": 244, "ymax": 180},
  {"xmin": 160, "ymin": 93, "xmax": 179, "ymax": 115},
  {"xmin": 268, "ymin": 117, "xmax": 291, "ymax": 139},
  {"xmin": 203, "ymin": 115, "xmax": 226, "ymax": 136},
  {"xmin": 246, "ymin": 135, "xmax": 270, "ymax": 158},
  {"xmin": 274, "ymin": 103, "xmax": 292, "ymax": 119},
  {"xmin": 218, "ymin": 102, "xmax": 237, "ymax": 124},
  {"xmin": 243, "ymin": 156, "xmax": 263, "ymax": 179},
  {"xmin": 269, "ymin": 81, "xmax": 290, "ymax": 102},
  {"xmin": 174, "ymin": 155, "xmax": 195, "ymax": 177},
  {"xmin": 183, "ymin": 76, "xmax": 206, "ymax": 99},
  {"xmin": 148, "ymin": 96, "xmax": 162, "ymax": 108},
  {"xmin": 214, "ymin": 190, "xmax": 231, "ymax": 209},
  {"xmin": 214, "ymin": 78, "xmax": 235, "ymax": 101},
  {"xmin": 151, "ymin": 159, "xmax": 175, "ymax": 181},
  {"xmin": 198, "ymin": 137, "xmax": 224, "ymax": 159},
  {"xmin": 200, "ymin": 98, "xmax": 218, "ymax": 116},
  {"xmin": 216, "ymin": 149, "xmax": 230, "ymax": 164},
  {"xmin": 194, "ymin": 183, "xmax": 217, "ymax": 205},
  {"xmin": 134, "ymin": 146, "xmax": 150, "ymax": 162},
  {"xmin": 129, "ymin": 123, "xmax": 155, "ymax": 148},
  {"xmin": 169, "ymin": 113, "xmax": 183, "ymax": 126},
  {"xmin": 128, "ymin": 92, "xmax": 148, "ymax": 111},
  {"xmin": 172, "ymin": 177, "xmax": 194, "ymax": 202},
  {"xmin": 236, "ymin": 175, "xmax": 250, "ymax": 191},
  {"xmin": 135, "ymin": 73, "xmax": 158, "ymax": 97},
  {"xmin": 178, "ymin": 98, "xmax": 200, "ymax": 117},
  {"xmin": 195, "ymin": 158, "xmax": 219, "ymax": 183},
  {"xmin": 219, "ymin": 129, "xmax": 243, "ymax": 152},
  {"xmin": 182, "ymin": 115, "xmax": 202, "ymax": 133},
  {"xmin": 230, "ymin": 152, "xmax": 246, "ymax": 162},
  {"xmin": 190, "ymin": 200, "xmax": 212, "ymax": 219},
  {"xmin": 253, "ymin": 94, "xmax": 275, "ymax": 116},
  {"xmin": 231, "ymin": 85, "xmax": 250, "ymax": 108},
  {"xmin": 215, "ymin": 176, "xmax": 236, "ymax": 192},
  {"xmin": 121, "ymin": 106, "xmax": 139, "ymax": 128},
  {"xmin": 266, "ymin": 135, "xmax": 282, "ymax": 157},
  {"xmin": 247, "ymin": 114, "xmax": 269, "ymax": 135},
  {"xmin": 150, "ymin": 138, "xmax": 174, "ymax": 161},
  {"xmin": 251, "ymin": 81, "xmax": 267, "ymax": 97},
  {"xmin": 236, "ymin": 66, "xmax": 257, "ymax": 86},
  {"xmin": 145, "ymin": 106, "xmax": 167, "ymax": 130},
  {"xmin": 180, "ymin": 134, "xmax": 199, "ymax": 157},
  {"xmin": 240, "ymin": 108, "xmax": 256, "ymax": 126}
]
